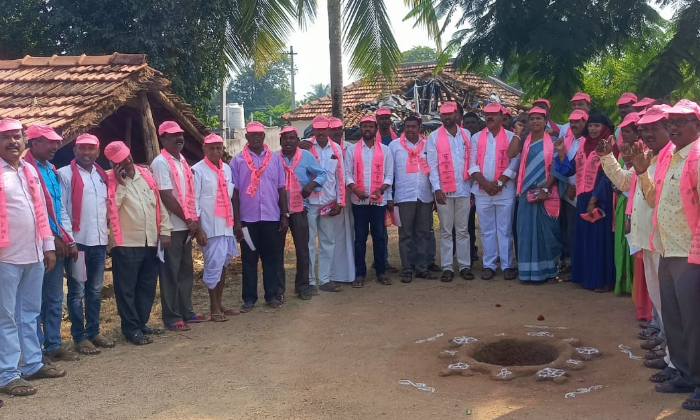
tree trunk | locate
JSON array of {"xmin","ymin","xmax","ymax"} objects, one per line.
[{"xmin": 328, "ymin": 0, "xmax": 343, "ymax": 119}]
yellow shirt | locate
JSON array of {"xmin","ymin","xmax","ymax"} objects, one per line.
[{"xmin": 111, "ymin": 169, "xmax": 172, "ymax": 248}]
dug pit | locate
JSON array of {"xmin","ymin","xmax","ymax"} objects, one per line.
[{"xmin": 472, "ymin": 339, "xmax": 559, "ymax": 366}]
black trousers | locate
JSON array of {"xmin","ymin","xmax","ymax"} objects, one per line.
[
  {"xmin": 111, "ymin": 246, "xmax": 159, "ymax": 340},
  {"xmin": 352, "ymin": 204, "xmax": 386, "ymax": 277},
  {"xmin": 159, "ymin": 230, "xmax": 195, "ymax": 325},
  {"xmin": 277, "ymin": 211, "xmax": 310, "ymax": 295},
  {"xmin": 241, "ymin": 221, "xmax": 282, "ymax": 305}
]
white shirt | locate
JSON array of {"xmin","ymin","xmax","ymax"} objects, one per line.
[
  {"xmin": 151, "ymin": 153, "xmax": 188, "ymax": 232},
  {"xmin": 58, "ymin": 164, "xmax": 109, "ymax": 246},
  {"xmin": 307, "ymin": 140, "xmax": 339, "ymax": 206},
  {"xmin": 344, "ymin": 140, "xmax": 394, "ymax": 206},
  {"xmin": 192, "ymin": 159, "xmax": 234, "ymax": 239},
  {"xmin": 467, "ymin": 128, "xmax": 520, "ymax": 199},
  {"xmin": 389, "ymin": 138, "xmax": 433, "ymax": 204},
  {"xmin": 426, "ymin": 126, "xmax": 473, "ymax": 198}
]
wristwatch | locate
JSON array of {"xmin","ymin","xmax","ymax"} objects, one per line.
[
  {"xmin": 496, "ymin": 180, "xmax": 504, "ymax": 188},
  {"xmin": 541, "ymin": 187, "xmax": 550, "ymax": 194}
]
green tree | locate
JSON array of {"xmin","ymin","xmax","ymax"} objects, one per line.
[
  {"xmin": 401, "ymin": 46, "xmax": 438, "ymax": 63},
  {"xmin": 227, "ymin": 58, "xmax": 292, "ymax": 119},
  {"xmin": 303, "ymin": 83, "xmax": 331, "ymax": 102},
  {"xmin": 251, "ymin": 103, "xmax": 292, "ymax": 126}
]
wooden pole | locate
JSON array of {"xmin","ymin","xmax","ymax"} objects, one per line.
[
  {"xmin": 124, "ymin": 114, "xmax": 133, "ymax": 147},
  {"xmin": 138, "ymin": 92, "xmax": 159, "ymax": 162}
]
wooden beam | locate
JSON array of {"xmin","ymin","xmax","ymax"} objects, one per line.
[
  {"xmin": 138, "ymin": 92, "xmax": 159, "ymax": 162},
  {"xmin": 124, "ymin": 115, "xmax": 133, "ymax": 147},
  {"xmin": 150, "ymin": 90, "xmax": 205, "ymax": 143}
]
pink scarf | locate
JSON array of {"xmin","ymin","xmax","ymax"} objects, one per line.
[
  {"xmin": 203, "ymin": 157, "xmax": 234, "ymax": 226},
  {"xmin": 160, "ymin": 149, "xmax": 198, "ymax": 221},
  {"xmin": 476, "ymin": 127, "xmax": 509, "ymax": 181},
  {"xmin": 23, "ymin": 150, "xmax": 73, "ymax": 244},
  {"xmin": 107, "ymin": 166, "xmax": 161, "ymax": 246},
  {"xmin": 279, "ymin": 149, "xmax": 305, "ymax": 213},
  {"xmin": 516, "ymin": 133, "xmax": 559, "ymax": 217},
  {"xmin": 354, "ymin": 140, "xmax": 384, "ymax": 204},
  {"xmin": 241, "ymin": 144, "xmax": 272, "ymax": 197},
  {"xmin": 436, "ymin": 126, "xmax": 470, "ymax": 194},
  {"xmin": 574, "ymin": 138, "xmax": 603, "ymax": 195},
  {"xmin": 309, "ymin": 137, "xmax": 346, "ymax": 207},
  {"xmin": 399, "ymin": 134, "xmax": 429, "ymax": 174},
  {"xmin": 70, "ymin": 160, "xmax": 108, "ymax": 232},
  {"xmin": 563, "ymin": 128, "xmax": 575, "ymax": 153},
  {"xmin": 0, "ymin": 160, "xmax": 53, "ymax": 247}
]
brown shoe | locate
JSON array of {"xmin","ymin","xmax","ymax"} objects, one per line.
[
  {"xmin": 503, "ymin": 268, "xmax": 517, "ymax": 280},
  {"xmin": 90, "ymin": 334, "xmax": 115, "ymax": 348},
  {"xmin": 481, "ymin": 268, "xmax": 496, "ymax": 280},
  {"xmin": 641, "ymin": 337, "xmax": 665, "ymax": 350},
  {"xmin": 48, "ymin": 347, "xmax": 79, "ymax": 362},
  {"xmin": 644, "ymin": 358, "xmax": 668, "ymax": 370}
]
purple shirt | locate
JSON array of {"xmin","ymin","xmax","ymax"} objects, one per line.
[{"xmin": 230, "ymin": 147, "xmax": 286, "ymax": 223}]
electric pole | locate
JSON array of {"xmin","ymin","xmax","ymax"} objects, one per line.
[{"xmin": 285, "ymin": 46, "xmax": 298, "ymax": 110}]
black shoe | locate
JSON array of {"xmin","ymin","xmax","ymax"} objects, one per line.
[{"xmin": 427, "ymin": 263, "xmax": 441, "ymax": 272}]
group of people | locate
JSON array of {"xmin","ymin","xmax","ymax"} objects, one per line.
[{"xmin": 0, "ymin": 90, "xmax": 698, "ymax": 412}]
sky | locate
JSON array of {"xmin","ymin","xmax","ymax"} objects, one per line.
[{"xmin": 284, "ymin": 1, "xmax": 675, "ymax": 102}]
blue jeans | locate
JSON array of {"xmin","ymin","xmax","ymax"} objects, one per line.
[
  {"xmin": 352, "ymin": 204, "xmax": 386, "ymax": 277},
  {"xmin": 65, "ymin": 245, "xmax": 107, "ymax": 344},
  {"xmin": 37, "ymin": 257, "xmax": 66, "ymax": 355},
  {"xmin": 0, "ymin": 261, "xmax": 45, "ymax": 386}
]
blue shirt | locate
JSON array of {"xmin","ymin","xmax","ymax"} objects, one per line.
[
  {"xmin": 381, "ymin": 135, "xmax": 393, "ymax": 146},
  {"xmin": 35, "ymin": 160, "xmax": 64, "ymax": 236},
  {"xmin": 280, "ymin": 149, "xmax": 326, "ymax": 212}
]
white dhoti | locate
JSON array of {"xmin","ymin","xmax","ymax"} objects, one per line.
[
  {"xmin": 436, "ymin": 196, "xmax": 471, "ymax": 271},
  {"xmin": 330, "ymin": 203, "xmax": 355, "ymax": 282},
  {"xmin": 475, "ymin": 195, "xmax": 515, "ymax": 270},
  {"xmin": 200, "ymin": 236, "xmax": 238, "ymax": 290},
  {"xmin": 308, "ymin": 204, "xmax": 336, "ymax": 286}
]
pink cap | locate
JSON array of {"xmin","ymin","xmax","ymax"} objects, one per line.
[
  {"xmin": 617, "ymin": 92, "xmax": 638, "ymax": 106},
  {"xmin": 502, "ymin": 108, "xmax": 512, "ymax": 116},
  {"xmin": 529, "ymin": 106, "xmax": 548, "ymax": 115},
  {"xmin": 329, "ymin": 117, "xmax": 343, "ymax": 128},
  {"xmin": 246, "ymin": 121, "xmax": 266, "ymax": 133},
  {"xmin": 439, "ymin": 101, "xmax": 458, "ymax": 114},
  {"xmin": 568, "ymin": 109, "xmax": 589, "ymax": 121},
  {"xmin": 0, "ymin": 118, "xmax": 22, "ymax": 132},
  {"xmin": 376, "ymin": 107, "xmax": 392, "ymax": 116},
  {"xmin": 203, "ymin": 133, "xmax": 224, "ymax": 144},
  {"xmin": 26, "ymin": 124, "xmax": 62, "ymax": 141},
  {"xmin": 570, "ymin": 92, "xmax": 591, "ymax": 103},
  {"xmin": 534, "ymin": 98, "xmax": 551, "ymax": 109},
  {"xmin": 483, "ymin": 103, "xmax": 503, "ymax": 113},
  {"xmin": 75, "ymin": 133, "xmax": 99, "ymax": 146},
  {"xmin": 360, "ymin": 115, "xmax": 377, "ymax": 124},
  {"xmin": 158, "ymin": 121, "xmax": 184, "ymax": 136},
  {"xmin": 279, "ymin": 126, "xmax": 299, "ymax": 136},
  {"xmin": 667, "ymin": 99, "xmax": 700, "ymax": 120},
  {"xmin": 619, "ymin": 112, "xmax": 640, "ymax": 129},
  {"xmin": 633, "ymin": 97, "xmax": 655, "ymax": 108},
  {"xmin": 104, "ymin": 141, "xmax": 131, "ymax": 163},
  {"xmin": 637, "ymin": 105, "xmax": 670, "ymax": 125},
  {"xmin": 312, "ymin": 116, "xmax": 329, "ymax": 129}
]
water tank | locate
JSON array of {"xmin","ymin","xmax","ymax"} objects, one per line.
[{"xmin": 226, "ymin": 103, "xmax": 245, "ymax": 129}]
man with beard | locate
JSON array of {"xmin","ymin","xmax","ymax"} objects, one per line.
[
  {"xmin": 151, "ymin": 121, "xmax": 210, "ymax": 331},
  {"xmin": 345, "ymin": 115, "xmax": 394, "ymax": 287},
  {"xmin": 427, "ymin": 102, "xmax": 474, "ymax": 282},
  {"xmin": 467, "ymin": 103, "xmax": 520, "ymax": 280},
  {"xmin": 24, "ymin": 124, "xmax": 79, "ymax": 363},
  {"xmin": 637, "ymin": 100, "xmax": 700, "ymax": 411},
  {"xmin": 58, "ymin": 133, "xmax": 114, "ymax": 355}
]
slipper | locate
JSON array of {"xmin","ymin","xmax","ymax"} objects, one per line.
[
  {"xmin": 222, "ymin": 308, "xmax": 241, "ymax": 316},
  {"xmin": 460, "ymin": 268, "xmax": 474, "ymax": 280},
  {"xmin": 186, "ymin": 313, "xmax": 211, "ymax": 323},
  {"xmin": 414, "ymin": 271, "xmax": 437, "ymax": 279},
  {"xmin": 75, "ymin": 340, "xmax": 101, "ymax": 356},
  {"xmin": 240, "ymin": 302, "xmax": 254, "ymax": 313},
  {"xmin": 638, "ymin": 328, "xmax": 660, "ymax": 340},
  {"xmin": 641, "ymin": 337, "xmax": 664, "ymax": 350},
  {"xmin": 645, "ymin": 348, "xmax": 667, "ymax": 360},
  {"xmin": 211, "ymin": 313, "xmax": 229, "ymax": 322},
  {"xmin": 650, "ymin": 367, "xmax": 678, "ymax": 384},
  {"xmin": 266, "ymin": 299, "xmax": 282, "ymax": 308},
  {"xmin": 319, "ymin": 282, "xmax": 342, "ymax": 292},
  {"xmin": 376, "ymin": 275, "xmax": 393, "ymax": 285},
  {"xmin": 0, "ymin": 378, "xmax": 37, "ymax": 396},
  {"xmin": 655, "ymin": 379, "xmax": 695, "ymax": 394},
  {"xmin": 128, "ymin": 334, "xmax": 153, "ymax": 346},
  {"xmin": 440, "ymin": 270, "xmax": 454, "ymax": 282},
  {"xmin": 352, "ymin": 277, "xmax": 365, "ymax": 288},
  {"xmin": 400, "ymin": 274, "xmax": 412, "ymax": 283},
  {"xmin": 90, "ymin": 334, "xmax": 116, "ymax": 348},
  {"xmin": 141, "ymin": 326, "xmax": 165, "ymax": 335},
  {"xmin": 644, "ymin": 358, "xmax": 668, "ymax": 369},
  {"xmin": 22, "ymin": 364, "xmax": 66, "ymax": 380},
  {"xmin": 682, "ymin": 393, "xmax": 700, "ymax": 410},
  {"xmin": 48, "ymin": 347, "xmax": 79, "ymax": 362},
  {"xmin": 166, "ymin": 321, "xmax": 191, "ymax": 332}
]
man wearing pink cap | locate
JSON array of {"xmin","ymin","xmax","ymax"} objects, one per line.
[
  {"xmin": 376, "ymin": 107, "xmax": 398, "ymax": 146},
  {"xmin": 192, "ymin": 134, "xmax": 239, "ymax": 321},
  {"xmin": 426, "ymin": 101, "xmax": 474, "ymax": 281},
  {"xmin": 344, "ymin": 115, "xmax": 394, "ymax": 287},
  {"xmin": 467, "ymin": 103, "xmax": 520, "ymax": 280},
  {"xmin": 637, "ymin": 100, "xmax": 700, "ymax": 409},
  {"xmin": 24, "ymin": 124, "xmax": 80, "ymax": 363},
  {"xmin": 151, "ymin": 121, "xmax": 210, "ymax": 331},
  {"xmin": 57, "ymin": 133, "xmax": 114, "ymax": 355},
  {"xmin": 617, "ymin": 92, "xmax": 638, "ymax": 120},
  {"xmin": 231, "ymin": 121, "xmax": 288, "ymax": 311},
  {"xmin": 0, "ymin": 118, "xmax": 63, "ymax": 398},
  {"xmin": 104, "ymin": 141, "xmax": 173, "ymax": 345}
]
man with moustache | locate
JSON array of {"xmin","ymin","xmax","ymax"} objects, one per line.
[
  {"xmin": 0, "ymin": 118, "xmax": 62, "ymax": 398},
  {"xmin": 344, "ymin": 115, "xmax": 394, "ymax": 287},
  {"xmin": 467, "ymin": 103, "xmax": 520, "ymax": 280},
  {"xmin": 502, "ymin": 108, "xmax": 514, "ymax": 131},
  {"xmin": 375, "ymin": 107, "xmax": 399, "ymax": 272},
  {"xmin": 24, "ymin": 124, "xmax": 79, "ymax": 363},
  {"xmin": 151, "ymin": 121, "xmax": 210, "ymax": 331},
  {"xmin": 58, "ymin": 133, "xmax": 115, "ymax": 355}
]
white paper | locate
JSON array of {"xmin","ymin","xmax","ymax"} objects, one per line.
[
  {"xmin": 71, "ymin": 251, "xmax": 87, "ymax": 283},
  {"xmin": 157, "ymin": 240, "xmax": 165, "ymax": 262},
  {"xmin": 242, "ymin": 227, "xmax": 256, "ymax": 251},
  {"xmin": 625, "ymin": 233, "xmax": 641, "ymax": 255},
  {"xmin": 392, "ymin": 207, "xmax": 402, "ymax": 227}
]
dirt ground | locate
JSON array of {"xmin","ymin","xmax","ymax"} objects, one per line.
[{"xmin": 4, "ymin": 226, "xmax": 697, "ymax": 420}]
